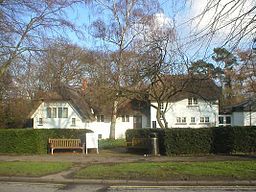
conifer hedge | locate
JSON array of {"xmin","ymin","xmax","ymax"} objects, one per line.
[
  {"xmin": 0, "ymin": 129, "xmax": 91, "ymax": 154},
  {"xmin": 125, "ymin": 126, "xmax": 256, "ymax": 155}
]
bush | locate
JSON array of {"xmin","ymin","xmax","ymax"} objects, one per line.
[
  {"xmin": 125, "ymin": 126, "xmax": 256, "ymax": 155},
  {"xmin": 232, "ymin": 126, "xmax": 256, "ymax": 153},
  {"xmin": 0, "ymin": 128, "xmax": 91, "ymax": 154},
  {"xmin": 125, "ymin": 128, "xmax": 165, "ymax": 154},
  {"xmin": 164, "ymin": 128, "xmax": 213, "ymax": 155}
]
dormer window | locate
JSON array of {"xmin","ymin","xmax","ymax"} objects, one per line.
[{"xmin": 188, "ymin": 98, "xmax": 198, "ymax": 106}]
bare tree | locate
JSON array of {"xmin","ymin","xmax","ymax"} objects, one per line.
[
  {"xmin": 0, "ymin": 0, "xmax": 88, "ymax": 78},
  {"xmin": 188, "ymin": 0, "xmax": 256, "ymax": 49},
  {"xmin": 37, "ymin": 39, "xmax": 87, "ymax": 90},
  {"xmin": 90, "ymin": 0, "xmax": 160, "ymax": 138}
]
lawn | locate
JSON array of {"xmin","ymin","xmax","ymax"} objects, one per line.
[
  {"xmin": 75, "ymin": 160, "xmax": 256, "ymax": 180},
  {"xmin": 0, "ymin": 161, "xmax": 72, "ymax": 177}
]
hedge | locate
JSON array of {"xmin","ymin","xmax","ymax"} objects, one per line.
[
  {"xmin": 0, "ymin": 129, "xmax": 91, "ymax": 154},
  {"xmin": 126, "ymin": 128, "xmax": 166, "ymax": 154},
  {"xmin": 164, "ymin": 128, "xmax": 213, "ymax": 155},
  {"xmin": 125, "ymin": 126, "xmax": 256, "ymax": 155}
]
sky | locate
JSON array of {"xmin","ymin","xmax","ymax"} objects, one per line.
[{"xmin": 65, "ymin": 0, "xmax": 255, "ymax": 62}]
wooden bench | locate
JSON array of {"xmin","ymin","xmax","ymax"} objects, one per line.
[
  {"xmin": 126, "ymin": 137, "xmax": 150, "ymax": 152},
  {"xmin": 48, "ymin": 138, "xmax": 85, "ymax": 155}
]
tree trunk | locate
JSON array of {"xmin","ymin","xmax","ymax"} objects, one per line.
[
  {"xmin": 156, "ymin": 107, "xmax": 165, "ymax": 129},
  {"xmin": 109, "ymin": 99, "xmax": 118, "ymax": 139}
]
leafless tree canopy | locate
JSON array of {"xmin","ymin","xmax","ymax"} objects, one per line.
[
  {"xmin": 0, "ymin": 0, "xmax": 87, "ymax": 78},
  {"xmin": 188, "ymin": 0, "xmax": 256, "ymax": 48}
]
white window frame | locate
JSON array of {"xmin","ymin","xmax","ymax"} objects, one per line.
[
  {"xmin": 63, "ymin": 107, "xmax": 68, "ymax": 118},
  {"xmin": 191, "ymin": 117, "xmax": 196, "ymax": 123},
  {"xmin": 126, "ymin": 115, "xmax": 129, "ymax": 122},
  {"xmin": 47, "ymin": 107, "xmax": 51, "ymax": 118},
  {"xmin": 182, "ymin": 117, "xmax": 186, "ymax": 123},
  {"xmin": 176, "ymin": 117, "xmax": 181, "ymax": 123},
  {"xmin": 200, "ymin": 117, "xmax": 210, "ymax": 123},
  {"xmin": 38, "ymin": 118, "xmax": 43, "ymax": 126},
  {"xmin": 188, "ymin": 97, "xmax": 198, "ymax": 106},
  {"xmin": 97, "ymin": 115, "xmax": 104, "ymax": 122},
  {"xmin": 58, "ymin": 107, "xmax": 62, "ymax": 118},
  {"xmin": 52, "ymin": 108, "xmax": 57, "ymax": 118},
  {"xmin": 71, "ymin": 118, "xmax": 76, "ymax": 126},
  {"xmin": 188, "ymin": 98, "xmax": 193, "ymax": 105}
]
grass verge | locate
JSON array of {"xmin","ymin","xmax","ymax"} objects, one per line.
[
  {"xmin": 0, "ymin": 161, "xmax": 72, "ymax": 177},
  {"xmin": 75, "ymin": 160, "xmax": 256, "ymax": 181}
]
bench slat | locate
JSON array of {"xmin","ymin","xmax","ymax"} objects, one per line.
[{"xmin": 48, "ymin": 138, "xmax": 85, "ymax": 155}]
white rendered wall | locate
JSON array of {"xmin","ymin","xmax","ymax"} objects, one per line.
[
  {"xmin": 150, "ymin": 99, "xmax": 219, "ymax": 128},
  {"xmin": 87, "ymin": 114, "xmax": 149, "ymax": 139},
  {"xmin": 232, "ymin": 111, "xmax": 256, "ymax": 126},
  {"xmin": 31, "ymin": 102, "xmax": 86, "ymax": 129},
  {"xmin": 31, "ymin": 101, "xmax": 149, "ymax": 139}
]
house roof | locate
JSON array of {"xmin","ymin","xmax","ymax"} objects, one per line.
[
  {"xmin": 117, "ymin": 99, "xmax": 150, "ymax": 116},
  {"xmin": 150, "ymin": 75, "xmax": 221, "ymax": 102},
  {"xmin": 30, "ymin": 85, "xmax": 94, "ymax": 120},
  {"xmin": 225, "ymin": 98, "xmax": 256, "ymax": 112}
]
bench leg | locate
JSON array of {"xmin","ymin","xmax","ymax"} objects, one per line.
[{"xmin": 82, "ymin": 144, "xmax": 85, "ymax": 155}]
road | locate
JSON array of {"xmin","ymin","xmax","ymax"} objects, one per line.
[{"xmin": 0, "ymin": 182, "xmax": 256, "ymax": 192}]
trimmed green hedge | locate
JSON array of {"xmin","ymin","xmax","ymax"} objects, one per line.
[
  {"xmin": 125, "ymin": 126, "xmax": 256, "ymax": 155},
  {"xmin": 164, "ymin": 128, "xmax": 213, "ymax": 155},
  {"xmin": 126, "ymin": 128, "xmax": 166, "ymax": 154},
  {"xmin": 0, "ymin": 129, "xmax": 91, "ymax": 154}
]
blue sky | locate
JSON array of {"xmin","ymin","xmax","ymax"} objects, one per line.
[{"xmin": 65, "ymin": 0, "xmax": 255, "ymax": 63}]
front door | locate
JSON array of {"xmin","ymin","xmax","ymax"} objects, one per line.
[{"xmin": 133, "ymin": 115, "xmax": 142, "ymax": 129}]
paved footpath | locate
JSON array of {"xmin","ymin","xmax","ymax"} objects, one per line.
[{"xmin": 0, "ymin": 153, "xmax": 255, "ymax": 187}]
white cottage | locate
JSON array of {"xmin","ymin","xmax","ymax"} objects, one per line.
[
  {"xmin": 220, "ymin": 99, "xmax": 256, "ymax": 126},
  {"xmin": 30, "ymin": 86, "xmax": 150, "ymax": 139},
  {"xmin": 150, "ymin": 76, "xmax": 221, "ymax": 128},
  {"xmin": 30, "ymin": 88, "xmax": 94, "ymax": 129}
]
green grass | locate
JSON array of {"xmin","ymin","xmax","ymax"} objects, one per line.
[
  {"xmin": 0, "ymin": 161, "xmax": 72, "ymax": 177},
  {"xmin": 75, "ymin": 161, "xmax": 256, "ymax": 180}
]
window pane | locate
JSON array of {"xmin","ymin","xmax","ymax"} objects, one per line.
[
  {"xmin": 47, "ymin": 107, "xmax": 51, "ymax": 118},
  {"xmin": 126, "ymin": 115, "xmax": 129, "ymax": 122},
  {"xmin": 188, "ymin": 98, "xmax": 192, "ymax": 105},
  {"xmin": 219, "ymin": 117, "xmax": 224, "ymax": 124},
  {"xmin": 63, "ymin": 108, "xmax": 68, "ymax": 118},
  {"xmin": 52, "ymin": 108, "xmax": 57, "ymax": 118},
  {"xmin": 176, "ymin": 117, "xmax": 181, "ymax": 123},
  {"xmin": 182, "ymin": 117, "xmax": 186, "ymax": 123},
  {"xmin": 200, "ymin": 117, "xmax": 204, "ymax": 123},
  {"xmin": 152, "ymin": 121, "xmax": 156, "ymax": 128},
  {"xmin": 122, "ymin": 115, "xmax": 125, "ymax": 122},
  {"xmin": 205, "ymin": 117, "xmax": 209, "ymax": 122},
  {"xmin": 58, "ymin": 107, "xmax": 62, "ymax": 118},
  {"xmin": 226, "ymin": 116, "xmax": 231, "ymax": 124},
  {"xmin": 101, "ymin": 115, "xmax": 104, "ymax": 122},
  {"xmin": 39, "ymin": 118, "xmax": 43, "ymax": 125},
  {"xmin": 160, "ymin": 102, "xmax": 164, "ymax": 109},
  {"xmin": 72, "ymin": 118, "xmax": 76, "ymax": 126},
  {"xmin": 191, "ymin": 117, "xmax": 195, "ymax": 123},
  {"xmin": 193, "ymin": 98, "xmax": 198, "ymax": 105}
]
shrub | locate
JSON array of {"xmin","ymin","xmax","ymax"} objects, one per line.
[
  {"xmin": 125, "ymin": 126, "xmax": 256, "ymax": 155},
  {"xmin": 232, "ymin": 126, "xmax": 256, "ymax": 153},
  {"xmin": 0, "ymin": 128, "xmax": 91, "ymax": 154},
  {"xmin": 164, "ymin": 128, "xmax": 213, "ymax": 155},
  {"xmin": 125, "ymin": 128, "xmax": 165, "ymax": 154}
]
